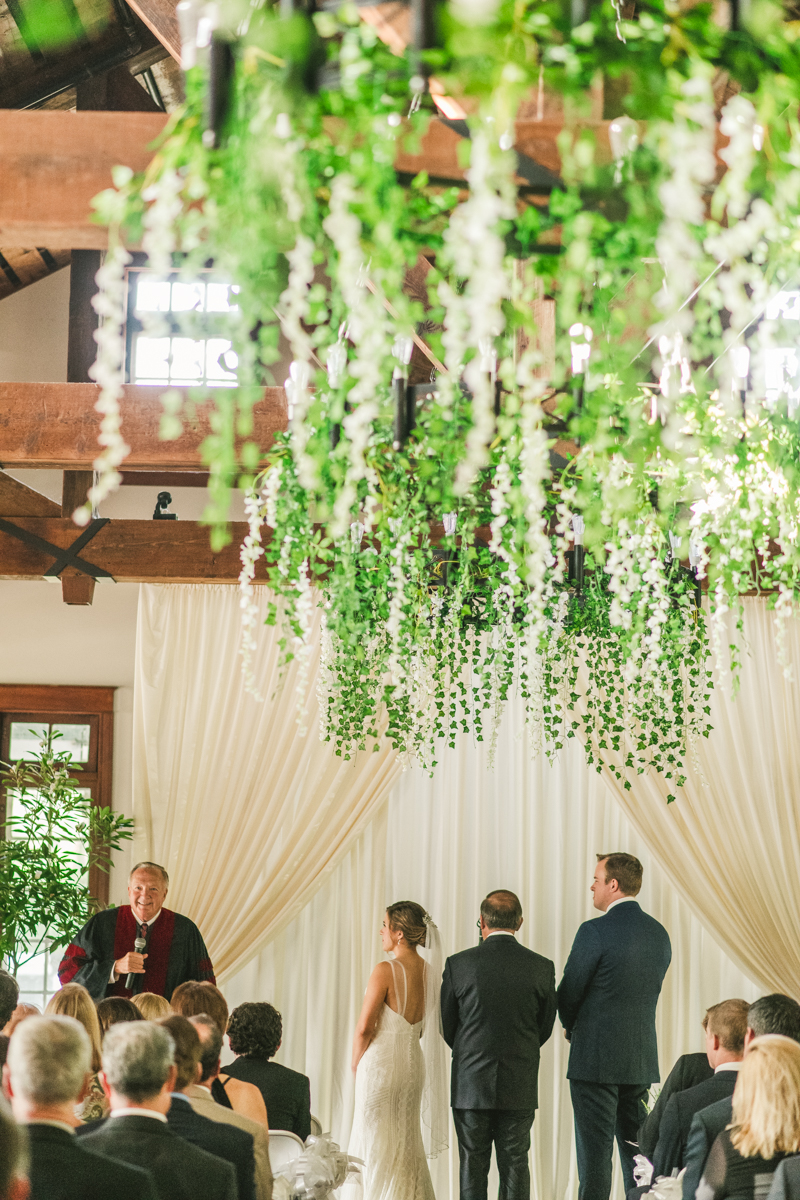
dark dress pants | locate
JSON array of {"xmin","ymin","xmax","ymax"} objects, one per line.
[
  {"xmin": 452, "ymin": 1107, "xmax": 536, "ymax": 1200},
  {"xmin": 569, "ymin": 1080, "xmax": 648, "ymax": 1200}
]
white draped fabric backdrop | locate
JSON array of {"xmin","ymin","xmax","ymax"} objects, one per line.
[{"xmin": 133, "ymin": 587, "xmax": 800, "ymax": 1200}]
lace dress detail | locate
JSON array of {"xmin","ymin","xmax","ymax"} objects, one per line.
[{"xmin": 348, "ymin": 960, "xmax": 435, "ymax": 1200}]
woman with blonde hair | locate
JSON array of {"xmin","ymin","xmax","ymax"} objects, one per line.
[
  {"xmin": 131, "ymin": 992, "xmax": 171, "ymax": 1020},
  {"xmin": 697, "ymin": 1035, "xmax": 800, "ymax": 1200},
  {"xmin": 45, "ymin": 983, "xmax": 108, "ymax": 1122}
]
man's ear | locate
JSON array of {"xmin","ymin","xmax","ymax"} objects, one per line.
[
  {"xmin": 164, "ymin": 1064, "xmax": 178, "ymax": 1094},
  {"xmin": 2, "ymin": 1062, "xmax": 13, "ymax": 1101},
  {"xmin": 10, "ymin": 1175, "xmax": 30, "ymax": 1200},
  {"xmin": 99, "ymin": 1070, "xmax": 112, "ymax": 1099},
  {"xmin": 194, "ymin": 1061, "xmax": 203, "ymax": 1085},
  {"xmin": 517, "ymin": 916, "xmax": 524, "ymax": 930},
  {"xmin": 76, "ymin": 1071, "xmax": 92, "ymax": 1103}
]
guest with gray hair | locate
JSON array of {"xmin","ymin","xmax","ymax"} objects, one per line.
[
  {"xmin": 0, "ymin": 1095, "xmax": 28, "ymax": 1200},
  {"xmin": 78, "ymin": 1021, "xmax": 237, "ymax": 1200},
  {"xmin": 2, "ymin": 1015, "xmax": 156, "ymax": 1200}
]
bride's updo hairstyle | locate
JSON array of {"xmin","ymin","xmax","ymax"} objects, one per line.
[{"xmin": 387, "ymin": 901, "xmax": 428, "ymax": 947}]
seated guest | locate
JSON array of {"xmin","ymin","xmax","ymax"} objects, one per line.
[
  {"xmin": 650, "ymin": 1000, "xmax": 749, "ymax": 1179},
  {"xmin": 171, "ymin": 982, "xmax": 267, "ymax": 1128},
  {"xmin": 78, "ymin": 1021, "xmax": 237, "ymax": 1200},
  {"xmin": 3, "ymin": 1014, "xmax": 157, "ymax": 1200},
  {"xmin": 684, "ymin": 995, "xmax": 800, "ymax": 1200},
  {"xmin": 46, "ymin": 983, "xmax": 108, "ymax": 1122},
  {"xmin": 697, "ymin": 1035, "xmax": 800, "ymax": 1200},
  {"xmin": 133, "ymin": 993, "xmax": 172, "ymax": 1020},
  {"xmin": 226, "ymin": 1003, "xmax": 311, "ymax": 1141},
  {"xmin": 639, "ymin": 1052, "xmax": 713, "ymax": 1159},
  {"xmin": 186, "ymin": 1015, "xmax": 273, "ymax": 1200},
  {"xmin": 158, "ymin": 1014, "xmax": 256, "ymax": 1200},
  {"xmin": 0, "ymin": 1095, "xmax": 28, "ymax": 1200},
  {"xmin": 2, "ymin": 1006, "xmax": 39, "ymax": 1038},
  {"xmin": 0, "ymin": 971, "xmax": 19, "ymax": 1033},
  {"xmin": 95, "ymin": 996, "xmax": 144, "ymax": 1036}
]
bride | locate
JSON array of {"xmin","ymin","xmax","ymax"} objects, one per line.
[{"xmin": 348, "ymin": 901, "xmax": 448, "ymax": 1200}]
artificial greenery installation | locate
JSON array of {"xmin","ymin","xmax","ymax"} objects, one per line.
[
  {"xmin": 0, "ymin": 732, "xmax": 133, "ymax": 973},
  {"xmin": 84, "ymin": 0, "xmax": 800, "ymax": 798}
]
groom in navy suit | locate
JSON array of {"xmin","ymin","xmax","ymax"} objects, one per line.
[{"xmin": 558, "ymin": 853, "xmax": 671, "ymax": 1200}]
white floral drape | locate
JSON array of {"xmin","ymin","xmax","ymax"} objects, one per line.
[{"xmin": 132, "ymin": 584, "xmax": 402, "ymax": 979}]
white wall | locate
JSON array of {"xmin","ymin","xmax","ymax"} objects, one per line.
[{"xmin": 0, "ymin": 268, "xmax": 71, "ymax": 382}]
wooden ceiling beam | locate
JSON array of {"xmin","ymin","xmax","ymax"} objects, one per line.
[
  {"xmin": 0, "ymin": 518, "xmax": 260, "ymax": 584},
  {"xmin": 0, "ymin": 383, "xmax": 287, "ymax": 470},
  {"xmin": 0, "ymin": 471, "xmax": 61, "ymax": 518},
  {"xmin": 123, "ymin": 0, "xmax": 181, "ymax": 62},
  {"xmin": 0, "ymin": 110, "xmax": 604, "ymax": 248}
]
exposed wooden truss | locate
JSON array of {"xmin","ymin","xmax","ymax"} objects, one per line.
[{"xmin": 0, "ymin": 383, "xmax": 287, "ymax": 469}]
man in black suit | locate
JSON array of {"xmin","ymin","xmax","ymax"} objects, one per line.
[
  {"xmin": 558, "ymin": 853, "xmax": 672, "ymax": 1200},
  {"xmin": 78, "ymin": 1020, "xmax": 236, "ymax": 1200},
  {"xmin": 2, "ymin": 1014, "xmax": 157, "ymax": 1200},
  {"xmin": 441, "ymin": 889, "xmax": 557, "ymax": 1200},
  {"xmin": 158, "ymin": 1014, "xmax": 256, "ymax": 1200},
  {"xmin": 637, "ymin": 1053, "xmax": 712, "ymax": 1160},
  {"xmin": 648, "ymin": 998, "xmax": 748, "ymax": 1180},
  {"xmin": 0, "ymin": 1096, "xmax": 27, "ymax": 1200},
  {"xmin": 682, "ymin": 994, "xmax": 800, "ymax": 1200}
]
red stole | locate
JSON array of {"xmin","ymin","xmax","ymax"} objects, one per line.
[{"xmin": 111, "ymin": 905, "xmax": 176, "ymax": 998}]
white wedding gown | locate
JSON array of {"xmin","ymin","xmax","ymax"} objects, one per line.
[{"xmin": 348, "ymin": 959, "xmax": 436, "ymax": 1200}]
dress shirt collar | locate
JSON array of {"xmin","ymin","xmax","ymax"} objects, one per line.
[
  {"xmin": 26, "ymin": 1119, "xmax": 75, "ymax": 1135},
  {"xmin": 132, "ymin": 908, "xmax": 161, "ymax": 927},
  {"xmin": 171, "ymin": 1093, "xmax": 191, "ymax": 1102},
  {"xmin": 715, "ymin": 1061, "xmax": 743, "ymax": 1073},
  {"xmin": 605, "ymin": 896, "xmax": 637, "ymax": 913},
  {"xmin": 484, "ymin": 930, "xmax": 517, "ymax": 938},
  {"xmin": 110, "ymin": 1107, "xmax": 168, "ymax": 1123}
]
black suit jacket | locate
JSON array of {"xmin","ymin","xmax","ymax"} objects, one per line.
[
  {"xmin": 167, "ymin": 1096, "xmax": 256, "ymax": 1200},
  {"xmin": 223, "ymin": 1058, "xmax": 311, "ymax": 1141},
  {"xmin": 767, "ymin": 1156, "xmax": 800, "ymax": 1200},
  {"xmin": 652, "ymin": 1070, "xmax": 739, "ymax": 1178},
  {"xmin": 557, "ymin": 901, "xmax": 672, "ymax": 1084},
  {"xmin": 638, "ymin": 1053, "xmax": 713, "ymax": 1158},
  {"xmin": 681, "ymin": 1095, "xmax": 733, "ymax": 1200},
  {"xmin": 441, "ymin": 934, "xmax": 557, "ymax": 1110},
  {"xmin": 78, "ymin": 1113, "xmax": 237, "ymax": 1200},
  {"xmin": 26, "ymin": 1123, "xmax": 158, "ymax": 1200}
]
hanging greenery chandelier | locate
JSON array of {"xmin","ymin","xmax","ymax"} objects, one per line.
[{"xmin": 87, "ymin": 0, "xmax": 800, "ymax": 798}]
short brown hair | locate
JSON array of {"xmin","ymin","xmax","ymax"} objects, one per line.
[
  {"xmin": 481, "ymin": 891, "xmax": 523, "ymax": 930},
  {"xmin": 96, "ymin": 996, "xmax": 145, "ymax": 1037},
  {"xmin": 171, "ymin": 981, "xmax": 229, "ymax": 1035},
  {"xmin": 704, "ymin": 999, "xmax": 749, "ymax": 1054},
  {"xmin": 597, "ymin": 853, "xmax": 643, "ymax": 897},
  {"xmin": 157, "ymin": 1015, "xmax": 201, "ymax": 1090}
]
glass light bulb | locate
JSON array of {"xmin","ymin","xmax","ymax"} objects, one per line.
[
  {"xmin": 443, "ymin": 512, "xmax": 457, "ymax": 536},
  {"xmin": 571, "ymin": 515, "xmax": 585, "ymax": 545},
  {"xmin": 327, "ymin": 343, "xmax": 347, "ymax": 387}
]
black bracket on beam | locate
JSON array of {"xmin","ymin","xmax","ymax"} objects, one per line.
[{"xmin": 0, "ymin": 517, "xmax": 114, "ymax": 580}]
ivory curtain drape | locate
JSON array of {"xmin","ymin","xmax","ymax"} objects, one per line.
[
  {"xmin": 132, "ymin": 584, "xmax": 402, "ymax": 978},
  {"xmin": 594, "ymin": 597, "xmax": 800, "ymax": 996},
  {"xmin": 223, "ymin": 701, "xmax": 761, "ymax": 1200}
]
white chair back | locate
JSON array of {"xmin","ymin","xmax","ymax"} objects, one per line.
[
  {"xmin": 309, "ymin": 1114, "xmax": 323, "ymax": 1137},
  {"xmin": 269, "ymin": 1130, "xmax": 306, "ymax": 1173}
]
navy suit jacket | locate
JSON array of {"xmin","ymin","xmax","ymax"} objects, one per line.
[
  {"xmin": 167, "ymin": 1095, "xmax": 256, "ymax": 1200},
  {"xmin": 557, "ymin": 900, "xmax": 672, "ymax": 1084},
  {"xmin": 638, "ymin": 1052, "xmax": 713, "ymax": 1159},
  {"xmin": 682, "ymin": 1096, "xmax": 733, "ymax": 1200},
  {"xmin": 651, "ymin": 1069, "xmax": 739, "ymax": 1178},
  {"xmin": 26, "ymin": 1124, "xmax": 158, "ymax": 1200},
  {"xmin": 441, "ymin": 933, "xmax": 556, "ymax": 1110}
]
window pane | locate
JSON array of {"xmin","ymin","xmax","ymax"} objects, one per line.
[
  {"xmin": 134, "ymin": 336, "xmax": 170, "ymax": 381},
  {"xmin": 170, "ymin": 337, "xmax": 205, "ymax": 383},
  {"xmin": 206, "ymin": 283, "xmax": 238, "ymax": 312},
  {"xmin": 206, "ymin": 338, "xmax": 238, "ymax": 385},
  {"xmin": 50, "ymin": 724, "xmax": 91, "ymax": 763},
  {"xmin": 8, "ymin": 723, "xmax": 49, "ymax": 761},
  {"xmin": 136, "ymin": 278, "xmax": 171, "ymax": 312},
  {"xmin": 171, "ymin": 281, "xmax": 205, "ymax": 312}
]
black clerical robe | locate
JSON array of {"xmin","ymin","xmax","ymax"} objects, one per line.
[{"xmin": 57, "ymin": 905, "xmax": 215, "ymax": 1000}]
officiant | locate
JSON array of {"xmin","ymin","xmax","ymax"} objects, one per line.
[{"xmin": 58, "ymin": 861, "xmax": 215, "ymax": 1001}]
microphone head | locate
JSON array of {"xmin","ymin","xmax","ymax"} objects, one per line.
[{"xmin": 134, "ymin": 937, "xmax": 147, "ymax": 952}]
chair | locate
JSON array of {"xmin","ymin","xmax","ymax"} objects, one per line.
[
  {"xmin": 269, "ymin": 1130, "xmax": 306, "ymax": 1173},
  {"xmin": 310, "ymin": 1114, "xmax": 323, "ymax": 1137}
]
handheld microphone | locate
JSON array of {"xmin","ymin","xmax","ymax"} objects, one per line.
[{"xmin": 125, "ymin": 935, "xmax": 147, "ymax": 991}]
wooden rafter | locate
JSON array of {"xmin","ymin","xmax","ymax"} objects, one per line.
[
  {"xmin": 0, "ymin": 383, "xmax": 287, "ymax": 469},
  {"xmin": 124, "ymin": 0, "xmax": 181, "ymax": 62}
]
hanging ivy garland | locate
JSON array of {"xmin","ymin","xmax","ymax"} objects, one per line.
[{"xmin": 87, "ymin": 0, "xmax": 800, "ymax": 798}]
